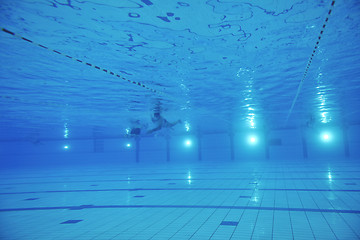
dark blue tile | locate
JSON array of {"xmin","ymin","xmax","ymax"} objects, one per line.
[
  {"xmin": 168, "ymin": 183, "xmax": 176, "ymax": 185},
  {"xmin": 61, "ymin": 220, "xmax": 83, "ymax": 224},
  {"xmin": 24, "ymin": 198, "xmax": 39, "ymax": 201},
  {"xmin": 90, "ymin": 184, "xmax": 98, "ymax": 186},
  {"xmin": 239, "ymin": 196, "xmax": 252, "ymax": 198},
  {"xmin": 249, "ymin": 182, "xmax": 258, "ymax": 185},
  {"xmin": 345, "ymin": 183, "xmax": 357, "ymax": 185},
  {"xmin": 141, "ymin": 0, "xmax": 153, "ymax": 6},
  {"xmin": 134, "ymin": 195, "xmax": 145, "ymax": 198},
  {"xmin": 157, "ymin": 16, "xmax": 170, "ymax": 22},
  {"xmin": 221, "ymin": 221, "xmax": 238, "ymax": 226}
]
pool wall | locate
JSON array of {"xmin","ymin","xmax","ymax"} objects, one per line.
[{"xmin": 1, "ymin": 125, "xmax": 359, "ymax": 168}]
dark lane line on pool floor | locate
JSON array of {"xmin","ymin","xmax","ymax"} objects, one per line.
[{"xmin": 0, "ymin": 204, "xmax": 358, "ymax": 214}]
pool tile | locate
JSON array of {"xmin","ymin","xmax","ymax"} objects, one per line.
[
  {"xmin": 220, "ymin": 221, "xmax": 239, "ymax": 226},
  {"xmin": 61, "ymin": 220, "xmax": 83, "ymax": 224}
]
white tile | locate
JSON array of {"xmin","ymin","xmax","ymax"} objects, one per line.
[{"xmin": 0, "ymin": 161, "xmax": 359, "ymax": 239}]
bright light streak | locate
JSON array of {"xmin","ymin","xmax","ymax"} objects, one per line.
[
  {"xmin": 185, "ymin": 121, "xmax": 190, "ymax": 132},
  {"xmin": 125, "ymin": 128, "xmax": 131, "ymax": 135},
  {"xmin": 328, "ymin": 172, "xmax": 333, "ymax": 183},
  {"xmin": 328, "ymin": 167, "xmax": 333, "ymax": 183},
  {"xmin": 64, "ymin": 123, "xmax": 69, "ymax": 138},
  {"xmin": 321, "ymin": 112, "xmax": 331, "ymax": 123}
]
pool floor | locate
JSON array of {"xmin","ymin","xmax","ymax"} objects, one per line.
[{"xmin": 0, "ymin": 160, "xmax": 359, "ymax": 239}]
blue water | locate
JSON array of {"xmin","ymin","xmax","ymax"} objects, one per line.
[{"xmin": 0, "ymin": 0, "xmax": 360, "ymax": 239}]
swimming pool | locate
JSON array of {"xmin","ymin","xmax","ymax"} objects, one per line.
[{"xmin": 0, "ymin": 0, "xmax": 359, "ymax": 239}]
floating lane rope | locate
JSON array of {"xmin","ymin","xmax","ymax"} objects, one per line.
[
  {"xmin": 1, "ymin": 27, "xmax": 159, "ymax": 94},
  {"xmin": 285, "ymin": 0, "xmax": 335, "ymax": 126}
]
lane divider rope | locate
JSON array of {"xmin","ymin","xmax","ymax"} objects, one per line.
[
  {"xmin": 1, "ymin": 27, "xmax": 160, "ymax": 94},
  {"xmin": 285, "ymin": 0, "xmax": 335, "ymax": 126}
]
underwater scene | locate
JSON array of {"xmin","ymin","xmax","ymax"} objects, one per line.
[{"xmin": 0, "ymin": 0, "xmax": 360, "ymax": 239}]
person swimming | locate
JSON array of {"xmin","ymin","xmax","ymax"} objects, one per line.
[
  {"xmin": 127, "ymin": 99, "xmax": 181, "ymax": 137},
  {"xmin": 127, "ymin": 119, "xmax": 147, "ymax": 137},
  {"xmin": 147, "ymin": 112, "xmax": 181, "ymax": 134}
]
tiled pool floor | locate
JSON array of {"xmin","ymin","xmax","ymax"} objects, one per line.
[{"xmin": 0, "ymin": 160, "xmax": 360, "ymax": 239}]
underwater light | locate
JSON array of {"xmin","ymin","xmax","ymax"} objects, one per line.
[
  {"xmin": 321, "ymin": 132, "xmax": 331, "ymax": 142},
  {"xmin": 126, "ymin": 143, "xmax": 131, "ymax": 148},
  {"xmin": 185, "ymin": 139, "xmax": 192, "ymax": 147},
  {"xmin": 248, "ymin": 135, "xmax": 258, "ymax": 145},
  {"xmin": 63, "ymin": 145, "xmax": 69, "ymax": 150}
]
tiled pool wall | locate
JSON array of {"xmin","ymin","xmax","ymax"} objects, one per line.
[{"xmin": 0, "ymin": 125, "xmax": 359, "ymax": 167}]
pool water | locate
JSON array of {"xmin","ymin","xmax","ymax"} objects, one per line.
[{"xmin": 0, "ymin": 0, "xmax": 360, "ymax": 239}]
